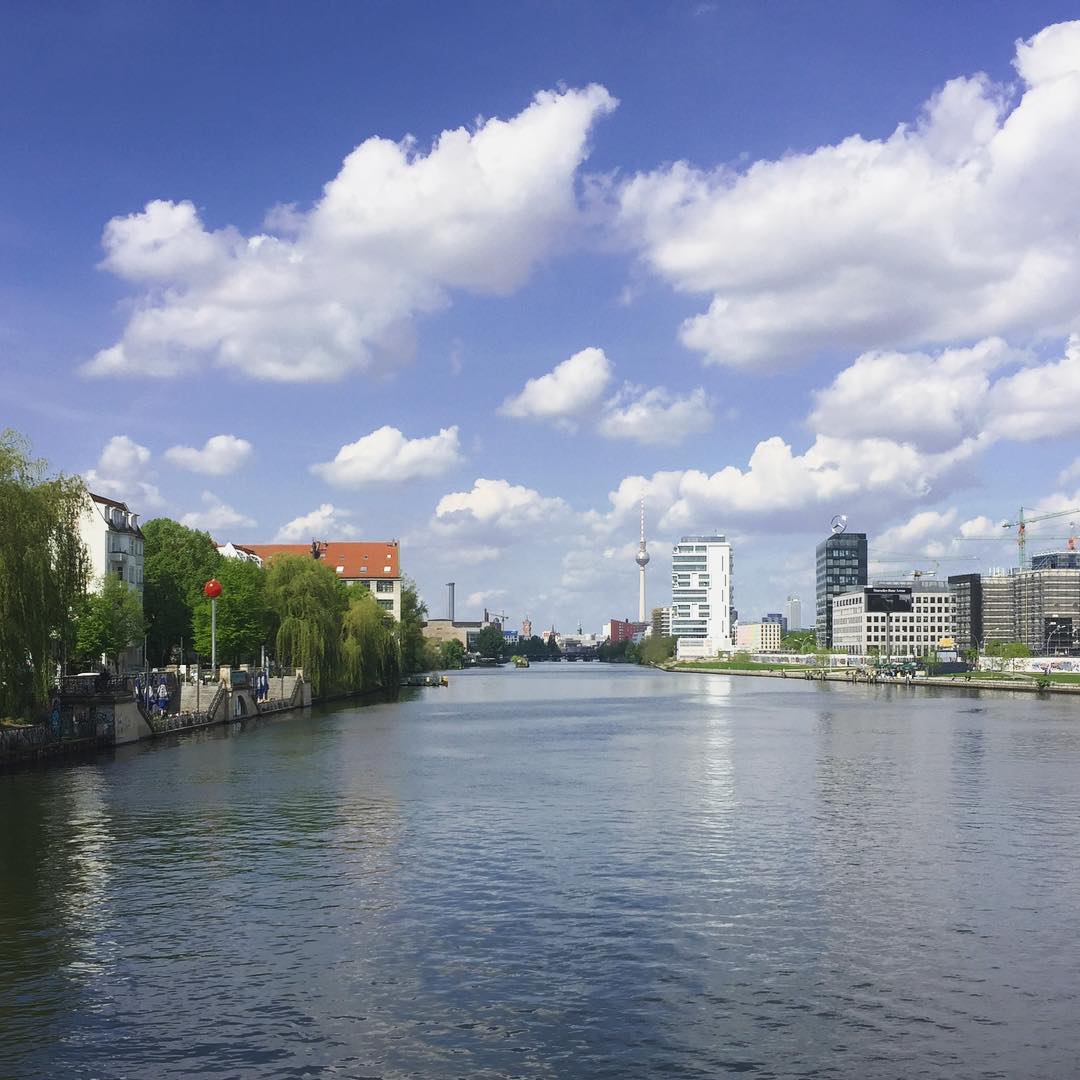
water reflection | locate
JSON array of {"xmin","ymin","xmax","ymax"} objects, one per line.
[{"xmin": 3, "ymin": 669, "xmax": 1080, "ymax": 1078}]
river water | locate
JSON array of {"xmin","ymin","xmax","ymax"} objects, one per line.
[{"xmin": 2, "ymin": 666, "xmax": 1079, "ymax": 1079}]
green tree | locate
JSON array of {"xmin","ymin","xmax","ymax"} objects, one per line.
[
  {"xmin": 142, "ymin": 518, "xmax": 221, "ymax": 666},
  {"xmin": 192, "ymin": 558, "xmax": 274, "ymax": 665},
  {"xmin": 0, "ymin": 431, "xmax": 89, "ymax": 718},
  {"xmin": 476, "ymin": 624, "xmax": 506, "ymax": 659},
  {"xmin": 265, "ymin": 555, "xmax": 348, "ymax": 696},
  {"xmin": 438, "ymin": 638, "xmax": 466, "ymax": 669},
  {"xmin": 598, "ymin": 639, "xmax": 630, "ymax": 662},
  {"xmin": 398, "ymin": 580, "xmax": 429, "ymax": 674},
  {"xmin": 986, "ymin": 641, "xmax": 1031, "ymax": 673},
  {"xmin": 639, "ymin": 634, "xmax": 676, "ymax": 665},
  {"xmin": 781, "ymin": 629, "xmax": 817, "ymax": 653},
  {"xmin": 75, "ymin": 575, "xmax": 146, "ymax": 673},
  {"xmin": 341, "ymin": 587, "xmax": 401, "ymax": 691},
  {"xmin": 545, "ymin": 634, "xmax": 562, "ymax": 661}
]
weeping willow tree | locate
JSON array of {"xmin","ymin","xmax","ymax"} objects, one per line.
[
  {"xmin": 341, "ymin": 588, "xmax": 401, "ymax": 692},
  {"xmin": 264, "ymin": 555, "xmax": 348, "ymax": 696},
  {"xmin": 0, "ymin": 431, "xmax": 89, "ymax": 719}
]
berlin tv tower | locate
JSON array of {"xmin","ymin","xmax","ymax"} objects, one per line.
[{"xmin": 635, "ymin": 499, "xmax": 649, "ymax": 622}]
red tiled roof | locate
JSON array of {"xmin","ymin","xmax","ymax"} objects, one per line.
[{"xmin": 241, "ymin": 541, "xmax": 400, "ymax": 580}]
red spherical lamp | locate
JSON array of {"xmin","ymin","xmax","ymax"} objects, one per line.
[{"xmin": 203, "ymin": 579, "xmax": 222, "ymax": 599}]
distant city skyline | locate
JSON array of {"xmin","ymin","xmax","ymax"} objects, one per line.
[{"xmin": 5, "ymin": 6, "xmax": 1080, "ymax": 630}]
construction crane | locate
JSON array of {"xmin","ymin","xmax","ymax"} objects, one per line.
[
  {"xmin": 953, "ymin": 508, "xmax": 1080, "ymax": 568},
  {"xmin": 1003, "ymin": 507, "xmax": 1080, "ymax": 569},
  {"xmin": 873, "ymin": 554, "xmax": 977, "ymax": 579}
]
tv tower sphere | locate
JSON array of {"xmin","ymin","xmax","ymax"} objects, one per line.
[{"xmin": 635, "ymin": 547, "xmax": 650, "ymax": 568}]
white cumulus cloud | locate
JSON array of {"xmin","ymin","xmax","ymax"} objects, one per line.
[
  {"xmin": 179, "ymin": 491, "xmax": 256, "ymax": 533},
  {"xmin": 165, "ymin": 434, "xmax": 253, "ymax": 475},
  {"xmin": 598, "ymin": 385, "xmax": 712, "ymax": 445},
  {"xmin": 85, "ymin": 85, "xmax": 617, "ymax": 382},
  {"xmin": 809, "ymin": 339, "xmax": 1016, "ymax": 451},
  {"xmin": 84, "ymin": 435, "xmax": 164, "ymax": 510},
  {"xmin": 594, "ymin": 433, "xmax": 981, "ymax": 537},
  {"xmin": 499, "ymin": 347, "xmax": 614, "ymax": 423},
  {"xmin": 985, "ymin": 334, "xmax": 1080, "ymax": 440},
  {"xmin": 466, "ymin": 589, "xmax": 508, "ymax": 609},
  {"xmin": 618, "ymin": 21, "xmax": 1080, "ymax": 368},
  {"xmin": 436, "ymin": 478, "xmax": 570, "ymax": 530},
  {"xmin": 274, "ymin": 503, "xmax": 359, "ymax": 542},
  {"xmin": 312, "ymin": 425, "xmax": 463, "ymax": 487},
  {"xmin": 810, "ymin": 334, "xmax": 1080, "ymax": 449}
]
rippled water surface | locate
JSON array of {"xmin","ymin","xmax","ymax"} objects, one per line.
[{"xmin": 3, "ymin": 666, "xmax": 1080, "ymax": 1078}]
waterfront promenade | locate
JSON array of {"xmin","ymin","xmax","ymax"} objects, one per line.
[{"xmin": 3, "ymin": 664, "xmax": 1079, "ymax": 1079}]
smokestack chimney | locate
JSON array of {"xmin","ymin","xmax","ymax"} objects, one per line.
[{"xmin": 446, "ymin": 582, "xmax": 455, "ymax": 622}]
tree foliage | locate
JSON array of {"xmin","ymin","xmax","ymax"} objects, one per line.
[
  {"xmin": 475, "ymin": 624, "xmax": 506, "ymax": 659},
  {"xmin": 781, "ymin": 629, "xmax": 817, "ymax": 653},
  {"xmin": 264, "ymin": 555, "xmax": 348, "ymax": 697},
  {"xmin": 985, "ymin": 640, "xmax": 1032, "ymax": 672},
  {"xmin": 142, "ymin": 518, "xmax": 221, "ymax": 665},
  {"xmin": 398, "ymin": 580, "xmax": 429, "ymax": 674},
  {"xmin": 508, "ymin": 635, "xmax": 555, "ymax": 661},
  {"xmin": 0, "ymin": 431, "xmax": 89, "ymax": 718},
  {"xmin": 341, "ymin": 588, "xmax": 401, "ymax": 691},
  {"xmin": 192, "ymin": 557, "xmax": 274, "ymax": 665},
  {"xmin": 639, "ymin": 635, "xmax": 676, "ymax": 665},
  {"xmin": 437, "ymin": 638, "xmax": 466, "ymax": 669},
  {"xmin": 75, "ymin": 575, "xmax": 146, "ymax": 672}
]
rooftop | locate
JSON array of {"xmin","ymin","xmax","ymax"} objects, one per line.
[{"xmin": 240, "ymin": 540, "xmax": 400, "ymax": 580}]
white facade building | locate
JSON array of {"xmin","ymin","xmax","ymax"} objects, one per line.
[
  {"xmin": 784, "ymin": 595, "xmax": 802, "ymax": 632},
  {"xmin": 832, "ymin": 582, "xmax": 955, "ymax": 658},
  {"xmin": 78, "ymin": 492, "xmax": 145, "ymax": 670},
  {"xmin": 736, "ymin": 621, "xmax": 782, "ymax": 653},
  {"xmin": 672, "ymin": 534, "xmax": 733, "ymax": 660},
  {"xmin": 79, "ymin": 493, "xmax": 145, "ymax": 596}
]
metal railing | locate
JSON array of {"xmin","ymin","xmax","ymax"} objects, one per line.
[{"xmin": 59, "ymin": 674, "xmax": 134, "ymax": 697}]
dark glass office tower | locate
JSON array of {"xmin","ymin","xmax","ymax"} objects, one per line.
[
  {"xmin": 816, "ymin": 531, "xmax": 867, "ymax": 647},
  {"xmin": 948, "ymin": 573, "xmax": 983, "ymax": 651}
]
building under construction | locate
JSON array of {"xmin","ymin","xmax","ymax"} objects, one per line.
[{"xmin": 949, "ymin": 556, "xmax": 1080, "ymax": 655}]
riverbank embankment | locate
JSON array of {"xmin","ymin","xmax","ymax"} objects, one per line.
[{"xmin": 666, "ymin": 663, "xmax": 1080, "ymax": 695}]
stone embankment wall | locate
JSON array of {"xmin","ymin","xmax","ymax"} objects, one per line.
[{"xmin": 669, "ymin": 665, "xmax": 1080, "ymax": 695}]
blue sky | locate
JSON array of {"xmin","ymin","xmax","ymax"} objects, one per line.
[{"xmin": 5, "ymin": 2, "xmax": 1080, "ymax": 631}]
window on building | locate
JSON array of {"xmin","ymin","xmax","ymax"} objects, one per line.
[{"xmin": 376, "ymin": 580, "xmax": 394, "ymax": 593}]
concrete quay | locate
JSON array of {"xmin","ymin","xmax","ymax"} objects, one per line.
[{"xmin": 667, "ymin": 664, "xmax": 1080, "ymax": 695}]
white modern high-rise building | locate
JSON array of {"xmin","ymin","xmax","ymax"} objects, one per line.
[
  {"xmin": 671, "ymin": 534, "xmax": 733, "ymax": 660},
  {"xmin": 784, "ymin": 595, "xmax": 802, "ymax": 631}
]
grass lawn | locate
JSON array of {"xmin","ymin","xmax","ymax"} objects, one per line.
[{"xmin": 930, "ymin": 670, "xmax": 1080, "ymax": 683}]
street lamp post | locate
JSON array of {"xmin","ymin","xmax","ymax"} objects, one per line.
[
  {"xmin": 1044, "ymin": 621, "xmax": 1061, "ymax": 658},
  {"xmin": 204, "ymin": 579, "xmax": 222, "ymax": 676}
]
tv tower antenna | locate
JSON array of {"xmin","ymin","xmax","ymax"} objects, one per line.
[{"xmin": 635, "ymin": 498, "xmax": 650, "ymax": 622}]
